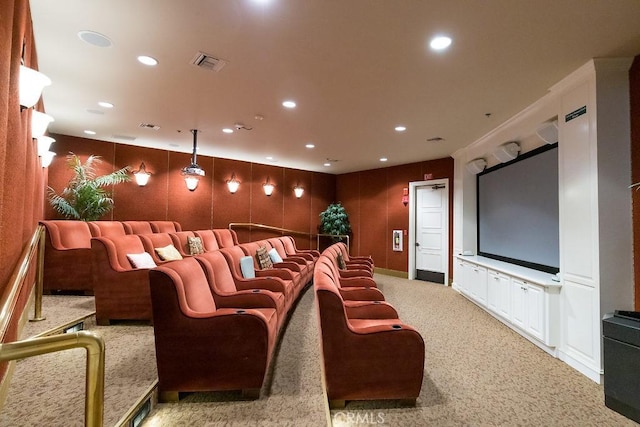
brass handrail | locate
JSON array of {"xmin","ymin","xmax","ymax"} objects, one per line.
[
  {"xmin": 0, "ymin": 225, "xmax": 105, "ymax": 426},
  {"xmin": 0, "ymin": 331, "xmax": 105, "ymax": 427},
  {"xmin": 228, "ymin": 222, "xmax": 350, "ymax": 251},
  {"xmin": 228, "ymin": 222, "xmax": 312, "ymax": 238}
]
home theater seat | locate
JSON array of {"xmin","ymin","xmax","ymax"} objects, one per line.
[
  {"xmin": 40, "ymin": 220, "xmax": 94, "ymax": 293},
  {"xmin": 149, "ymin": 257, "xmax": 278, "ymax": 400}
]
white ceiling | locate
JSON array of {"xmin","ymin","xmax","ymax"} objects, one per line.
[{"xmin": 29, "ymin": 0, "xmax": 640, "ymax": 174}]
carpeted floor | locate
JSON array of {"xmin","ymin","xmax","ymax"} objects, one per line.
[{"xmin": 1, "ymin": 275, "xmax": 637, "ymax": 426}]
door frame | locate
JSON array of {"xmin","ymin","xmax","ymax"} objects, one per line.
[{"xmin": 408, "ymin": 179, "xmax": 449, "ymax": 284}]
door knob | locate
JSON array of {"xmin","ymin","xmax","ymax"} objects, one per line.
[{"xmin": 415, "ymin": 242, "xmax": 420, "ymax": 247}]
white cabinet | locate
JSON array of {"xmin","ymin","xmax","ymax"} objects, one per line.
[
  {"xmin": 454, "ymin": 255, "xmax": 559, "ymax": 352},
  {"xmin": 511, "ymin": 278, "xmax": 545, "ymax": 342},
  {"xmin": 488, "ymin": 270, "xmax": 510, "ymax": 320},
  {"xmin": 468, "ymin": 265, "xmax": 487, "ymax": 306}
]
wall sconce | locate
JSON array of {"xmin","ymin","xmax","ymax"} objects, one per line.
[
  {"xmin": 402, "ymin": 187, "xmax": 409, "ymax": 206},
  {"xmin": 181, "ymin": 129, "xmax": 205, "ymax": 191},
  {"xmin": 227, "ymin": 173, "xmax": 240, "ymax": 193},
  {"xmin": 293, "ymin": 185, "xmax": 304, "ymax": 198},
  {"xmin": 36, "ymin": 135, "xmax": 55, "ymax": 156},
  {"xmin": 41, "ymin": 151, "xmax": 56, "ymax": 168},
  {"xmin": 132, "ymin": 162, "xmax": 151, "ymax": 186},
  {"xmin": 31, "ymin": 110, "xmax": 54, "ymax": 138},
  {"xmin": 19, "ymin": 65, "xmax": 51, "ymax": 110},
  {"xmin": 263, "ymin": 177, "xmax": 275, "ymax": 196}
]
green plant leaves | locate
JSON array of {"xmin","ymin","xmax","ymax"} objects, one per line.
[
  {"xmin": 319, "ymin": 202, "xmax": 352, "ymax": 238},
  {"xmin": 48, "ymin": 153, "xmax": 131, "ymax": 221}
]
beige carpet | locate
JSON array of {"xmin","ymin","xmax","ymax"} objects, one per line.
[
  {"xmin": 1, "ymin": 276, "xmax": 637, "ymax": 426},
  {"xmin": 2, "ymin": 296, "xmax": 157, "ymax": 427}
]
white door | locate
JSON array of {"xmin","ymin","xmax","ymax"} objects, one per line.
[{"xmin": 415, "ymin": 184, "xmax": 448, "ymax": 284}]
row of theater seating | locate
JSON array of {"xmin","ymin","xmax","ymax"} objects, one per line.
[
  {"xmin": 40, "ymin": 220, "xmax": 188, "ymax": 293},
  {"xmin": 314, "ymin": 243, "xmax": 425, "ymax": 407},
  {"xmin": 147, "ymin": 237, "xmax": 320, "ymax": 398},
  {"xmin": 92, "ymin": 233, "xmax": 317, "ymax": 325}
]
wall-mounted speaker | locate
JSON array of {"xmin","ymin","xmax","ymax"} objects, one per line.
[
  {"xmin": 466, "ymin": 158, "xmax": 487, "ymax": 175},
  {"xmin": 493, "ymin": 141, "xmax": 520, "ymax": 163},
  {"xmin": 536, "ymin": 120, "xmax": 558, "ymax": 144}
]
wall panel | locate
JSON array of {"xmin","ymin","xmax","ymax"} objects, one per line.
[
  {"xmin": 213, "ymin": 158, "xmax": 251, "ymax": 241},
  {"xmin": 167, "ymin": 152, "xmax": 213, "ymax": 231},
  {"xmin": 630, "ymin": 56, "xmax": 640, "ymax": 310},
  {"xmin": 113, "ymin": 145, "xmax": 168, "ymax": 221}
]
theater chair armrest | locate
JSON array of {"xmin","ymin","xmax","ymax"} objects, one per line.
[
  {"xmin": 345, "ymin": 263, "xmax": 373, "ymax": 272},
  {"xmin": 339, "ymin": 268, "xmax": 372, "ymax": 278},
  {"xmin": 344, "ymin": 301, "xmax": 398, "ymax": 319},
  {"xmin": 282, "ymin": 256, "xmax": 308, "ymax": 266},
  {"xmin": 290, "ymin": 252, "xmax": 315, "ymax": 262},
  {"xmin": 256, "ymin": 268, "xmax": 294, "ymax": 280},
  {"xmin": 215, "ymin": 290, "xmax": 279, "ymax": 309},
  {"xmin": 339, "ymin": 287, "xmax": 385, "ymax": 301},
  {"xmin": 237, "ymin": 275, "xmax": 289, "ymax": 292},
  {"xmin": 272, "ymin": 261, "xmax": 302, "ymax": 272},
  {"xmin": 338, "ymin": 276, "xmax": 377, "ymax": 287}
]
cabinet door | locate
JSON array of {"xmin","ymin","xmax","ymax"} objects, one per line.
[
  {"xmin": 487, "ymin": 270, "xmax": 500, "ymax": 313},
  {"xmin": 510, "ymin": 278, "xmax": 526, "ymax": 329},
  {"xmin": 454, "ymin": 259, "xmax": 466, "ymax": 292},
  {"xmin": 525, "ymin": 283, "xmax": 545, "ymax": 341},
  {"xmin": 470, "ymin": 265, "xmax": 488, "ymax": 306},
  {"xmin": 497, "ymin": 274, "xmax": 511, "ymax": 320}
]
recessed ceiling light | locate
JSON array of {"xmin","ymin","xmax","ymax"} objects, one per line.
[
  {"xmin": 305, "ymin": 143, "xmax": 315, "ymax": 148},
  {"xmin": 84, "ymin": 130, "xmax": 96, "ymax": 135},
  {"xmin": 282, "ymin": 100, "xmax": 296, "ymax": 109},
  {"xmin": 395, "ymin": 126, "xmax": 406, "ymax": 132},
  {"xmin": 380, "ymin": 157, "xmax": 388, "ymax": 162},
  {"xmin": 430, "ymin": 36, "xmax": 452, "ymax": 51},
  {"xmin": 266, "ymin": 156, "xmax": 274, "ymax": 160},
  {"xmin": 77, "ymin": 31, "xmax": 112, "ymax": 48},
  {"xmin": 222, "ymin": 128, "xmax": 234, "ymax": 134},
  {"xmin": 98, "ymin": 101, "xmax": 114, "ymax": 108},
  {"xmin": 324, "ymin": 162, "xmax": 331, "ymax": 167},
  {"xmin": 137, "ymin": 55, "xmax": 158, "ymax": 66}
]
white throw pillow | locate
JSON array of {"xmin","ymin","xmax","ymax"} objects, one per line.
[
  {"xmin": 126, "ymin": 252, "xmax": 157, "ymax": 269},
  {"xmin": 240, "ymin": 256, "xmax": 256, "ymax": 279},
  {"xmin": 268, "ymin": 247, "xmax": 283, "ymax": 264}
]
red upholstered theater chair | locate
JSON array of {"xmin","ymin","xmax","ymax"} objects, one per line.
[
  {"xmin": 139, "ymin": 233, "xmax": 183, "ymax": 265},
  {"xmin": 40, "ymin": 220, "xmax": 94, "ymax": 293},
  {"xmin": 315, "ymin": 257, "xmax": 384, "ymax": 302},
  {"xmin": 266, "ymin": 238, "xmax": 313, "ymax": 284},
  {"xmin": 91, "ymin": 234, "xmax": 156, "ymax": 324},
  {"xmin": 282, "ymin": 236, "xmax": 320, "ymax": 260},
  {"xmin": 122, "ymin": 221, "xmax": 153, "ymax": 235},
  {"xmin": 240, "ymin": 241, "xmax": 306, "ymax": 294},
  {"xmin": 281, "ymin": 236, "xmax": 320, "ymax": 262},
  {"xmin": 213, "ymin": 229, "xmax": 240, "ymax": 248},
  {"xmin": 195, "ymin": 250, "xmax": 289, "ymax": 328},
  {"xmin": 150, "ymin": 221, "xmax": 182, "ymax": 233},
  {"xmin": 168, "ymin": 231, "xmax": 199, "ymax": 258},
  {"xmin": 219, "ymin": 246, "xmax": 296, "ymax": 308},
  {"xmin": 336, "ymin": 242, "xmax": 374, "ymax": 268},
  {"xmin": 149, "ymin": 257, "xmax": 278, "ymax": 400},
  {"xmin": 325, "ymin": 245, "xmax": 373, "ymax": 277},
  {"xmin": 88, "ymin": 221, "xmax": 127, "ymax": 238},
  {"xmin": 313, "ymin": 271, "xmax": 424, "ymax": 407},
  {"xmin": 194, "ymin": 230, "xmax": 220, "ymax": 252}
]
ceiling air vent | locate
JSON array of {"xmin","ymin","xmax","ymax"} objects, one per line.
[
  {"xmin": 191, "ymin": 52, "xmax": 227, "ymax": 72},
  {"xmin": 139, "ymin": 123, "xmax": 160, "ymax": 130},
  {"xmin": 112, "ymin": 134, "xmax": 137, "ymax": 141}
]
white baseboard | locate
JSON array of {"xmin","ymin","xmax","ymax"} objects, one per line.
[{"xmin": 558, "ymin": 350, "xmax": 603, "ymax": 384}]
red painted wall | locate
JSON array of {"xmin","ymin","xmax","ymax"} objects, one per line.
[
  {"xmin": 0, "ymin": 0, "xmax": 46, "ymax": 382},
  {"xmin": 44, "ymin": 134, "xmax": 336, "ymax": 248},
  {"xmin": 336, "ymin": 157, "xmax": 454, "ymax": 276},
  {"xmin": 630, "ymin": 56, "xmax": 640, "ymax": 310}
]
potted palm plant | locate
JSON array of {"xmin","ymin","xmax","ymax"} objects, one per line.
[{"xmin": 48, "ymin": 153, "xmax": 130, "ymax": 221}]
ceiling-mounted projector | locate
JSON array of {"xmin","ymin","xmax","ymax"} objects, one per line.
[
  {"xmin": 466, "ymin": 158, "xmax": 487, "ymax": 175},
  {"xmin": 493, "ymin": 141, "xmax": 520, "ymax": 163}
]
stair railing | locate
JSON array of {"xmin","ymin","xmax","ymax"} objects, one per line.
[{"xmin": 0, "ymin": 225, "xmax": 105, "ymax": 427}]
